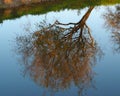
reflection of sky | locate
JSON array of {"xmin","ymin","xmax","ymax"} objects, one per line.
[{"xmin": 0, "ymin": 5, "xmax": 120, "ymax": 96}]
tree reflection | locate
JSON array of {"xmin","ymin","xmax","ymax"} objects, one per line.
[
  {"xmin": 103, "ymin": 5, "xmax": 120, "ymax": 52},
  {"xmin": 15, "ymin": 7, "xmax": 102, "ymax": 96}
]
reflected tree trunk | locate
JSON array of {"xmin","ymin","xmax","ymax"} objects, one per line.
[
  {"xmin": 14, "ymin": 6, "xmax": 102, "ymax": 96},
  {"xmin": 54, "ymin": 7, "xmax": 94, "ymax": 39}
]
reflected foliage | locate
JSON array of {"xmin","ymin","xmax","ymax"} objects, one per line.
[
  {"xmin": 15, "ymin": 7, "xmax": 102, "ymax": 96},
  {"xmin": 103, "ymin": 5, "xmax": 120, "ymax": 52}
]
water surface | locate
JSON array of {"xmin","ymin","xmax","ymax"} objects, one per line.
[{"xmin": 0, "ymin": 4, "xmax": 120, "ymax": 96}]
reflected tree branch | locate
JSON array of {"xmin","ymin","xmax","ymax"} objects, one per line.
[
  {"xmin": 103, "ymin": 5, "xmax": 120, "ymax": 53},
  {"xmin": 14, "ymin": 6, "xmax": 103, "ymax": 96}
]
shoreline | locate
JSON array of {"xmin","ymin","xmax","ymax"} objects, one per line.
[{"xmin": 0, "ymin": 0, "xmax": 57, "ymax": 9}]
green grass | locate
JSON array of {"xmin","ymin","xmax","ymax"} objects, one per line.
[{"xmin": 0, "ymin": 0, "xmax": 120, "ymax": 23}]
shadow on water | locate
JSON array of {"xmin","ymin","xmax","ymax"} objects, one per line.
[
  {"xmin": 103, "ymin": 4, "xmax": 120, "ymax": 53},
  {"xmin": 14, "ymin": 7, "xmax": 103, "ymax": 96}
]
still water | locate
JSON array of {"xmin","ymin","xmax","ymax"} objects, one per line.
[{"xmin": 0, "ymin": 4, "xmax": 120, "ymax": 96}]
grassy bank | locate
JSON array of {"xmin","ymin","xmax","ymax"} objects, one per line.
[{"xmin": 0, "ymin": 0, "xmax": 120, "ymax": 23}]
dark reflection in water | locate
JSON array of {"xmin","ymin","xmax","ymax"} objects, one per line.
[
  {"xmin": 15, "ymin": 7, "xmax": 103, "ymax": 96},
  {"xmin": 103, "ymin": 5, "xmax": 120, "ymax": 52}
]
